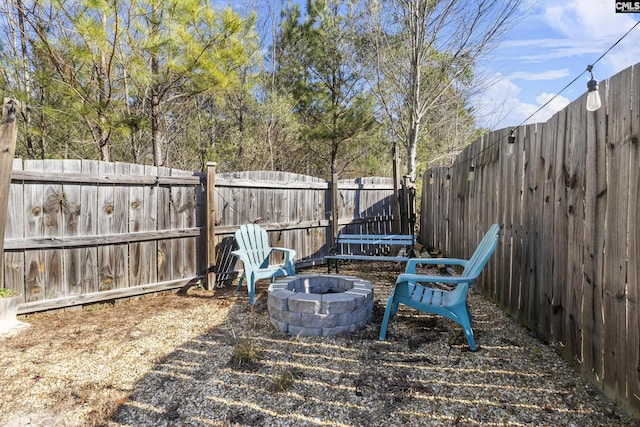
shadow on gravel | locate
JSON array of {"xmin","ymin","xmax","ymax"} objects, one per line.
[{"xmin": 109, "ymin": 263, "xmax": 634, "ymax": 426}]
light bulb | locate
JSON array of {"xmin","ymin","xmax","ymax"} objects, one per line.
[
  {"xmin": 467, "ymin": 165, "xmax": 475, "ymax": 181},
  {"xmin": 429, "ymin": 173, "xmax": 434, "ymax": 185},
  {"xmin": 586, "ymin": 78, "xmax": 601, "ymax": 111},
  {"xmin": 507, "ymin": 130, "xmax": 515, "ymax": 155},
  {"xmin": 445, "ymin": 174, "xmax": 451, "ymax": 188}
]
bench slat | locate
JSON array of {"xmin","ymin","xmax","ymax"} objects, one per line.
[
  {"xmin": 325, "ymin": 255, "xmax": 409, "ymax": 262},
  {"xmin": 325, "ymin": 233, "xmax": 416, "ymax": 273}
]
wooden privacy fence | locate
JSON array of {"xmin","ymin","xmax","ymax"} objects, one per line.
[
  {"xmin": 209, "ymin": 168, "xmax": 398, "ymax": 285},
  {"xmin": 2, "ymin": 160, "xmax": 397, "ymax": 314},
  {"xmin": 420, "ymin": 63, "xmax": 639, "ymax": 417}
]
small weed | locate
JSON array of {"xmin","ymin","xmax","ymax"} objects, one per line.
[
  {"xmin": 269, "ymin": 368, "xmax": 303, "ymax": 392},
  {"xmin": 0, "ymin": 288, "xmax": 18, "ymax": 297},
  {"xmin": 86, "ymin": 303, "xmax": 110, "ymax": 312},
  {"xmin": 230, "ymin": 338, "xmax": 263, "ymax": 367}
]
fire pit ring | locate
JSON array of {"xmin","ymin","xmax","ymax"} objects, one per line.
[{"xmin": 267, "ymin": 274, "xmax": 374, "ymax": 336}]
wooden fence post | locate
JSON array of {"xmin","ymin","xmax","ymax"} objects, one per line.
[
  {"xmin": 0, "ymin": 99, "xmax": 20, "ymax": 289},
  {"xmin": 206, "ymin": 162, "xmax": 216, "ymax": 290},
  {"xmin": 331, "ymin": 173, "xmax": 339, "ymax": 241},
  {"xmin": 402, "ymin": 175, "xmax": 416, "ymax": 235},
  {"xmin": 392, "ymin": 142, "xmax": 402, "ymax": 234}
]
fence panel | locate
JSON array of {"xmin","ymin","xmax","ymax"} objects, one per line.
[
  {"xmin": 4, "ymin": 166, "xmax": 396, "ymax": 311},
  {"xmin": 420, "ymin": 63, "xmax": 640, "ymax": 417}
]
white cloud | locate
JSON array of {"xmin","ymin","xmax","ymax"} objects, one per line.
[
  {"xmin": 528, "ymin": 92, "xmax": 571, "ymax": 123},
  {"xmin": 507, "ymin": 69, "xmax": 570, "ymax": 81},
  {"xmin": 537, "ymin": 0, "xmax": 640, "ymax": 72},
  {"xmin": 473, "ymin": 75, "xmax": 533, "ymax": 129},
  {"xmin": 473, "ymin": 0, "xmax": 640, "ymax": 130},
  {"xmin": 474, "ymin": 75, "xmax": 571, "ymax": 130},
  {"xmin": 543, "ymin": 0, "xmax": 632, "ymax": 40}
]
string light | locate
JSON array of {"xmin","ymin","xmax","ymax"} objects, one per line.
[
  {"xmin": 586, "ymin": 65, "xmax": 601, "ymax": 111},
  {"xmin": 467, "ymin": 164, "xmax": 475, "ymax": 181},
  {"xmin": 507, "ymin": 129, "xmax": 516, "ymax": 155},
  {"xmin": 425, "ymin": 21, "xmax": 638, "ymax": 180},
  {"xmin": 429, "ymin": 172, "xmax": 434, "ymax": 185}
]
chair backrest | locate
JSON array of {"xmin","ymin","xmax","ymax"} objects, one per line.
[
  {"xmin": 234, "ymin": 224, "xmax": 272, "ymax": 269},
  {"xmin": 462, "ymin": 223, "xmax": 501, "ymax": 280}
]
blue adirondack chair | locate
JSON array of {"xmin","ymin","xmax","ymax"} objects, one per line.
[
  {"xmin": 379, "ymin": 224, "xmax": 500, "ymax": 351},
  {"xmin": 231, "ymin": 224, "xmax": 296, "ymax": 304}
]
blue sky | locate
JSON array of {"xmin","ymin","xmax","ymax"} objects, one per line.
[{"xmin": 476, "ymin": 0, "xmax": 640, "ymax": 130}]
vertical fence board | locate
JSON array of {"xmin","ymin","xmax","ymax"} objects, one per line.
[
  {"xmin": 509, "ymin": 128, "xmax": 526, "ymax": 316},
  {"xmin": 23, "ymin": 160, "xmax": 45, "ymax": 301},
  {"xmin": 129, "ymin": 163, "xmax": 145, "ymax": 287},
  {"xmin": 539, "ymin": 112, "xmax": 558, "ymax": 338},
  {"xmin": 170, "ymin": 169, "xmax": 185, "ymax": 280},
  {"xmin": 181, "ymin": 169, "xmax": 197, "ymax": 278},
  {"xmin": 551, "ymin": 110, "xmax": 568, "ymax": 345},
  {"xmin": 146, "ymin": 166, "xmax": 159, "ymax": 285},
  {"xmin": 113, "ymin": 163, "xmax": 129, "ymax": 289},
  {"xmin": 564, "ymin": 101, "xmax": 587, "ymax": 363},
  {"xmin": 603, "ymin": 66, "xmax": 632, "ymax": 402},
  {"xmin": 521, "ymin": 123, "xmax": 540, "ymax": 330},
  {"xmin": 627, "ymin": 64, "xmax": 640, "ymax": 413},
  {"xmin": 157, "ymin": 167, "xmax": 171, "ymax": 282},
  {"xmin": 581, "ymin": 84, "xmax": 607, "ymax": 388},
  {"xmin": 43, "ymin": 159, "xmax": 64, "ymax": 299},
  {"xmin": 62, "ymin": 159, "xmax": 82, "ymax": 296},
  {"xmin": 496, "ymin": 129, "xmax": 512, "ymax": 307},
  {"xmin": 97, "ymin": 161, "xmax": 115, "ymax": 291},
  {"xmin": 80, "ymin": 160, "xmax": 99, "ymax": 294}
]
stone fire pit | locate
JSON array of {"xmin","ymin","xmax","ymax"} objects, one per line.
[{"xmin": 267, "ymin": 274, "xmax": 374, "ymax": 336}]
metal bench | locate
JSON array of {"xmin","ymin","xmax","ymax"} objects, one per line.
[{"xmin": 324, "ymin": 234, "xmax": 416, "ymax": 273}]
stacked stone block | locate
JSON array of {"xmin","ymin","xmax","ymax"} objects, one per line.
[{"xmin": 267, "ymin": 274, "xmax": 374, "ymax": 336}]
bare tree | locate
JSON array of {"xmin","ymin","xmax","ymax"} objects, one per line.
[{"xmin": 366, "ymin": 0, "xmax": 521, "ymax": 178}]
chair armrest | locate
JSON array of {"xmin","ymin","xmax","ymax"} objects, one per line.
[
  {"xmin": 405, "ymin": 257, "xmax": 468, "ymax": 274},
  {"xmin": 396, "ymin": 273, "xmax": 474, "ymax": 285},
  {"xmin": 231, "ymin": 249, "xmax": 249, "ymax": 262},
  {"xmin": 231, "ymin": 248, "xmax": 246, "ymax": 257}
]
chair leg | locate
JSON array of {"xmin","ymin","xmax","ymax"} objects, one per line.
[
  {"xmin": 461, "ymin": 322, "xmax": 477, "ymax": 351},
  {"xmin": 236, "ymin": 274, "xmax": 245, "ymax": 292},
  {"xmin": 454, "ymin": 306, "xmax": 477, "ymax": 351},
  {"xmin": 247, "ymin": 278, "xmax": 255, "ymax": 305},
  {"xmin": 379, "ymin": 294, "xmax": 396, "ymax": 341},
  {"xmin": 390, "ymin": 300, "xmax": 400, "ymax": 317}
]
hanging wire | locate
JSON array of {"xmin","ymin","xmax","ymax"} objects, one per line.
[{"xmin": 445, "ymin": 19, "xmax": 640, "ymax": 172}]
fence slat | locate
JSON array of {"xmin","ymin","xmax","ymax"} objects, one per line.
[
  {"xmin": 564, "ymin": 101, "xmax": 587, "ymax": 362},
  {"xmin": 23, "ymin": 160, "xmax": 46, "ymax": 302},
  {"xmin": 603, "ymin": 66, "xmax": 632, "ymax": 402},
  {"xmin": 81, "ymin": 160, "xmax": 99, "ymax": 294},
  {"xmin": 62, "ymin": 159, "xmax": 82, "ymax": 296},
  {"xmin": 626, "ymin": 63, "xmax": 640, "ymax": 415}
]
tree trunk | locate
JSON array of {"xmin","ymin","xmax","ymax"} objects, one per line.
[{"xmin": 16, "ymin": 0, "xmax": 34, "ymax": 158}]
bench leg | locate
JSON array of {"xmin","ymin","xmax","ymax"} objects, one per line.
[{"xmin": 326, "ymin": 258, "xmax": 339, "ymax": 274}]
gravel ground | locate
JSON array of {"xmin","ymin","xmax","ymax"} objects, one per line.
[{"xmin": 1, "ymin": 262, "xmax": 637, "ymax": 426}]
